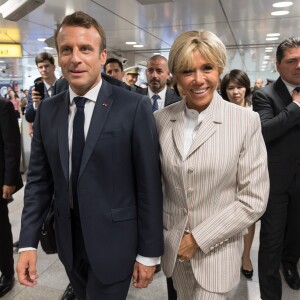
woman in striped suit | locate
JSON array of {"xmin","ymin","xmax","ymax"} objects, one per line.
[{"xmin": 154, "ymin": 31, "xmax": 270, "ymax": 299}]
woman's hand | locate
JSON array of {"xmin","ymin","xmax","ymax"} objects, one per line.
[{"xmin": 177, "ymin": 233, "xmax": 199, "ymax": 262}]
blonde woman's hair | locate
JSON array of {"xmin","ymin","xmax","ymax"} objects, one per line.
[{"xmin": 168, "ymin": 30, "xmax": 227, "ymax": 82}]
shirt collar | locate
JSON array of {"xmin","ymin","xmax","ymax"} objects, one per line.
[
  {"xmin": 69, "ymin": 79, "xmax": 102, "ymax": 104},
  {"xmin": 184, "ymin": 99, "xmax": 208, "ymax": 124},
  {"xmin": 148, "ymin": 85, "xmax": 167, "ymax": 100},
  {"xmin": 281, "ymin": 78, "xmax": 299, "ymax": 95}
]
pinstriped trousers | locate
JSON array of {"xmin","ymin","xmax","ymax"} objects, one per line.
[{"xmin": 172, "ymin": 260, "xmax": 227, "ymax": 300}]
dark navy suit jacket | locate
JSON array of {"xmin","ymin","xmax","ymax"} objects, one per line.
[
  {"xmin": 253, "ymin": 77, "xmax": 300, "ymax": 193},
  {"xmin": 19, "ymin": 79, "xmax": 164, "ymax": 284}
]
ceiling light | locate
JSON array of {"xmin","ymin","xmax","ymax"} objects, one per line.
[
  {"xmin": 265, "ymin": 47, "xmax": 273, "ymax": 50},
  {"xmin": 44, "ymin": 46, "xmax": 54, "ymax": 50},
  {"xmin": 271, "ymin": 10, "xmax": 290, "ymax": 15},
  {"xmin": 273, "ymin": 2, "xmax": 293, "ymax": 7},
  {"xmin": 267, "ymin": 33, "xmax": 280, "ymax": 37},
  {"xmin": 136, "ymin": 0, "xmax": 173, "ymax": 4},
  {"xmin": 265, "ymin": 50, "xmax": 273, "ymax": 52},
  {"xmin": 262, "ymin": 61, "xmax": 268, "ymax": 64},
  {"xmin": 266, "ymin": 37, "xmax": 279, "ymax": 41},
  {"xmin": 133, "ymin": 44, "xmax": 144, "ymax": 48},
  {"xmin": 126, "ymin": 42, "xmax": 136, "ymax": 45},
  {"xmin": 264, "ymin": 56, "xmax": 271, "ymax": 59},
  {"xmin": 153, "ymin": 52, "xmax": 160, "ymax": 55},
  {"xmin": 37, "ymin": 38, "xmax": 46, "ymax": 42},
  {"xmin": 0, "ymin": 61, "xmax": 4, "ymax": 63}
]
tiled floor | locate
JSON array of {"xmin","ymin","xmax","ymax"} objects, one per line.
[{"xmin": 3, "ymin": 184, "xmax": 300, "ymax": 300}]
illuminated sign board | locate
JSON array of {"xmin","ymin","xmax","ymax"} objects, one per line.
[
  {"xmin": 0, "ymin": 28, "xmax": 21, "ymax": 42},
  {"xmin": 0, "ymin": 43, "xmax": 22, "ymax": 57}
]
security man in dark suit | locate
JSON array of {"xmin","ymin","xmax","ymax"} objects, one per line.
[
  {"xmin": 0, "ymin": 98, "xmax": 23, "ymax": 297},
  {"xmin": 253, "ymin": 36, "xmax": 300, "ymax": 300},
  {"xmin": 16, "ymin": 11, "xmax": 163, "ymax": 300}
]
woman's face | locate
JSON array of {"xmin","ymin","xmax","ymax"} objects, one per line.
[
  {"xmin": 226, "ymin": 80, "xmax": 246, "ymax": 106},
  {"xmin": 177, "ymin": 51, "xmax": 220, "ymax": 112}
]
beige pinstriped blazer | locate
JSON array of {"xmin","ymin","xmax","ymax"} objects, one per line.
[{"xmin": 154, "ymin": 92, "xmax": 269, "ymax": 293}]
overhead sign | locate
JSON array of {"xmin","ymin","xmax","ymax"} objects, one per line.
[
  {"xmin": 0, "ymin": 43, "xmax": 22, "ymax": 57},
  {"xmin": 0, "ymin": 28, "xmax": 21, "ymax": 42}
]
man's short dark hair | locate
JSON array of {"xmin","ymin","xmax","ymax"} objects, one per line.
[
  {"xmin": 55, "ymin": 11, "xmax": 106, "ymax": 53},
  {"xmin": 104, "ymin": 58, "xmax": 123, "ymax": 72},
  {"xmin": 35, "ymin": 52, "xmax": 55, "ymax": 66},
  {"xmin": 276, "ymin": 37, "xmax": 300, "ymax": 63}
]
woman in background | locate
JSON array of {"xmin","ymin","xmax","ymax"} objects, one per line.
[
  {"xmin": 154, "ymin": 30, "xmax": 269, "ymax": 299},
  {"xmin": 7, "ymin": 90, "xmax": 21, "ymax": 119},
  {"xmin": 221, "ymin": 69, "xmax": 255, "ymax": 279}
]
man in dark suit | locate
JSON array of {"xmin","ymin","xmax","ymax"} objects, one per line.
[
  {"xmin": 253, "ymin": 37, "xmax": 300, "ymax": 300},
  {"xmin": 143, "ymin": 55, "xmax": 181, "ymax": 111},
  {"xmin": 25, "ymin": 52, "xmax": 57, "ymax": 136},
  {"xmin": 16, "ymin": 11, "xmax": 163, "ymax": 300},
  {"xmin": 0, "ymin": 98, "xmax": 23, "ymax": 297}
]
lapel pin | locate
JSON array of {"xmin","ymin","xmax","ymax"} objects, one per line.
[{"xmin": 102, "ymin": 102, "xmax": 108, "ymax": 107}]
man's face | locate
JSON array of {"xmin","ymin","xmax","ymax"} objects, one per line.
[
  {"xmin": 125, "ymin": 73, "xmax": 138, "ymax": 86},
  {"xmin": 57, "ymin": 25, "xmax": 107, "ymax": 96},
  {"xmin": 146, "ymin": 57, "xmax": 170, "ymax": 93},
  {"xmin": 105, "ymin": 62, "xmax": 124, "ymax": 81},
  {"xmin": 276, "ymin": 47, "xmax": 300, "ymax": 86},
  {"xmin": 37, "ymin": 60, "xmax": 56, "ymax": 81},
  {"xmin": 254, "ymin": 79, "xmax": 263, "ymax": 89}
]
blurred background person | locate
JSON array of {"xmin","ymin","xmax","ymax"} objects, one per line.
[
  {"xmin": 154, "ymin": 30, "xmax": 269, "ymax": 299},
  {"xmin": 7, "ymin": 89, "xmax": 21, "ymax": 120},
  {"xmin": 103, "ymin": 57, "xmax": 124, "ymax": 81},
  {"xmin": 20, "ymin": 89, "xmax": 29, "ymax": 116},
  {"xmin": 124, "ymin": 66, "xmax": 146, "ymax": 93},
  {"xmin": 220, "ymin": 69, "xmax": 255, "ymax": 280}
]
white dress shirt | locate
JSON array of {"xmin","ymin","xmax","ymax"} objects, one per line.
[{"xmin": 148, "ymin": 86, "xmax": 167, "ymax": 110}]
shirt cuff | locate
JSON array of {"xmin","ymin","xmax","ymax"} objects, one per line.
[
  {"xmin": 18, "ymin": 247, "xmax": 37, "ymax": 253},
  {"xmin": 136, "ymin": 255, "xmax": 160, "ymax": 266}
]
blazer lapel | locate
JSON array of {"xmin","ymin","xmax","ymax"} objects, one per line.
[
  {"xmin": 79, "ymin": 80, "xmax": 113, "ymax": 178},
  {"xmin": 186, "ymin": 93, "xmax": 223, "ymax": 159},
  {"xmin": 171, "ymin": 101, "xmax": 186, "ymax": 159},
  {"xmin": 58, "ymin": 91, "xmax": 70, "ymax": 183}
]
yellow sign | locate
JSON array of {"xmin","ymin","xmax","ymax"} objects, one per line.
[
  {"xmin": 0, "ymin": 44, "xmax": 22, "ymax": 57},
  {"xmin": 0, "ymin": 28, "xmax": 21, "ymax": 43}
]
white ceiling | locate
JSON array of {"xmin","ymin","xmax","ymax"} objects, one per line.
[{"xmin": 0, "ymin": 0, "xmax": 299, "ymax": 87}]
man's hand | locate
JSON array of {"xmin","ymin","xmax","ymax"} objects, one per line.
[
  {"xmin": 31, "ymin": 87, "xmax": 42, "ymax": 108},
  {"xmin": 132, "ymin": 261, "xmax": 155, "ymax": 288},
  {"xmin": 292, "ymin": 88, "xmax": 300, "ymax": 104},
  {"xmin": 2, "ymin": 185, "xmax": 16, "ymax": 199},
  {"xmin": 177, "ymin": 232, "xmax": 199, "ymax": 262},
  {"xmin": 16, "ymin": 250, "xmax": 39, "ymax": 286},
  {"xmin": 28, "ymin": 123, "xmax": 33, "ymax": 138}
]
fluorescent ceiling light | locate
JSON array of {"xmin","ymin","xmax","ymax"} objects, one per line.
[
  {"xmin": 136, "ymin": 0, "xmax": 173, "ymax": 4},
  {"xmin": 37, "ymin": 38, "xmax": 46, "ymax": 42},
  {"xmin": 265, "ymin": 47, "xmax": 274, "ymax": 50},
  {"xmin": 273, "ymin": 2, "xmax": 293, "ymax": 7},
  {"xmin": 44, "ymin": 46, "xmax": 54, "ymax": 50},
  {"xmin": 153, "ymin": 52, "xmax": 160, "ymax": 55},
  {"xmin": 271, "ymin": 10, "xmax": 290, "ymax": 15},
  {"xmin": 126, "ymin": 42, "xmax": 136, "ymax": 45},
  {"xmin": 267, "ymin": 33, "xmax": 280, "ymax": 37},
  {"xmin": 262, "ymin": 61, "xmax": 268, "ymax": 64},
  {"xmin": 264, "ymin": 56, "xmax": 270, "ymax": 59},
  {"xmin": 266, "ymin": 37, "xmax": 279, "ymax": 41},
  {"xmin": 133, "ymin": 44, "xmax": 144, "ymax": 48},
  {"xmin": 265, "ymin": 50, "xmax": 273, "ymax": 52}
]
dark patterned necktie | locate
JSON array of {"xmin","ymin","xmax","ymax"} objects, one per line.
[
  {"xmin": 71, "ymin": 96, "xmax": 86, "ymax": 213},
  {"xmin": 152, "ymin": 94, "xmax": 160, "ymax": 112}
]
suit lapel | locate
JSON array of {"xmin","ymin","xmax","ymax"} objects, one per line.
[
  {"xmin": 186, "ymin": 93, "xmax": 223, "ymax": 159},
  {"xmin": 275, "ymin": 78, "xmax": 292, "ymax": 107},
  {"xmin": 79, "ymin": 80, "xmax": 113, "ymax": 178},
  {"xmin": 57, "ymin": 91, "xmax": 70, "ymax": 183},
  {"xmin": 171, "ymin": 101, "xmax": 185, "ymax": 159}
]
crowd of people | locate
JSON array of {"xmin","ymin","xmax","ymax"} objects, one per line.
[{"xmin": 0, "ymin": 10, "xmax": 300, "ymax": 300}]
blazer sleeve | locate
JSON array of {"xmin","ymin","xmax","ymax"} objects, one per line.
[
  {"xmin": 192, "ymin": 113, "xmax": 269, "ymax": 254},
  {"xmin": 19, "ymin": 100, "xmax": 54, "ymax": 248},
  {"xmin": 25, "ymin": 86, "xmax": 36, "ymax": 123},
  {"xmin": 252, "ymin": 88, "xmax": 300, "ymax": 144},
  {"xmin": 132, "ymin": 96, "xmax": 164, "ymax": 257}
]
